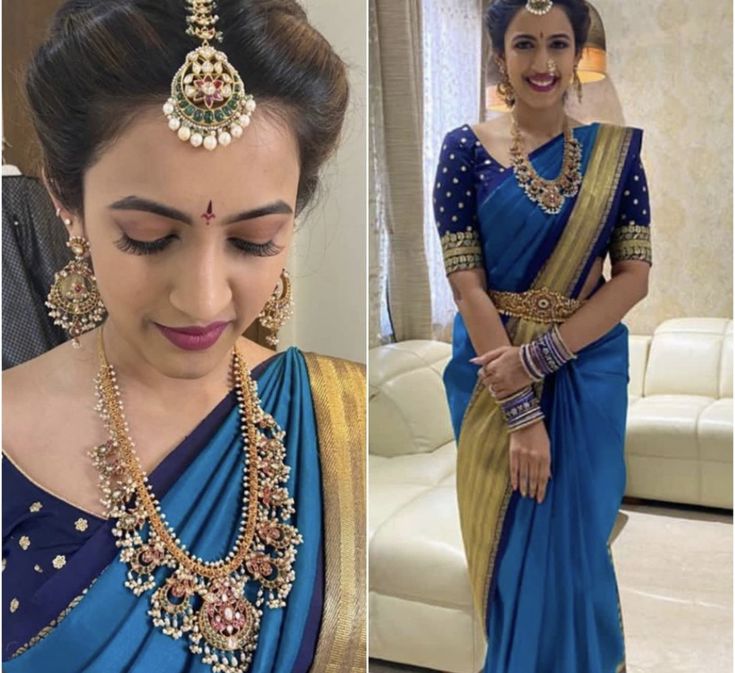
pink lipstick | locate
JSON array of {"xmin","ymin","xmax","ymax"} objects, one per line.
[
  {"xmin": 526, "ymin": 75, "xmax": 559, "ymax": 93},
  {"xmin": 155, "ymin": 321, "xmax": 229, "ymax": 351}
]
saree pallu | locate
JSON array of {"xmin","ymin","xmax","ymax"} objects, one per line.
[
  {"xmin": 443, "ymin": 124, "xmax": 647, "ymax": 673},
  {"xmin": 3, "ymin": 347, "xmax": 365, "ymax": 672}
]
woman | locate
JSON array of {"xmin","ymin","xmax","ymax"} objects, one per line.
[
  {"xmin": 2, "ymin": 1, "xmax": 365, "ymax": 671},
  {"xmin": 434, "ymin": 1, "xmax": 651, "ymax": 671}
]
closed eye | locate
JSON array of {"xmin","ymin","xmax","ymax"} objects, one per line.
[
  {"xmin": 228, "ymin": 239, "xmax": 282, "ymax": 257},
  {"xmin": 113, "ymin": 233, "xmax": 283, "ymax": 258},
  {"xmin": 114, "ymin": 233, "xmax": 175, "ymax": 255}
]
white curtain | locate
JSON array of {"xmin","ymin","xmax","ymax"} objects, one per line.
[
  {"xmin": 421, "ymin": 0, "xmax": 484, "ymax": 340},
  {"xmin": 369, "ymin": 0, "xmax": 484, "ymax": 346}
]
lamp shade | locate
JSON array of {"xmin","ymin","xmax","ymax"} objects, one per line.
[{"xmin": 578, "ymin": 3, "xmax": 607, "ymax": 82}]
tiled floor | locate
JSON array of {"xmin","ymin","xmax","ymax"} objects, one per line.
[{"xmin": 370, "ymin": 500, "xmax": 733, "ymax": 673}]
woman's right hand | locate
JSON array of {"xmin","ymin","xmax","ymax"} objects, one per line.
[{"xmin": 509, "ymin": 420, "xmax": 552, "ymax": 504}]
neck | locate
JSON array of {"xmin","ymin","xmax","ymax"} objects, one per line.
[{"xmin": 511, "ymin": 101, "xmax": 567, "ymax": 140}]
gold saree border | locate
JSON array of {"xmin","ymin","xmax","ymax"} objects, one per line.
[
  {"xmin": 455, "ymin": 124, "xmax": 634, "ymax": 635},
  {"xmin": 9, "ymin": 578, "xmax": 100, "ymax": 659},
  {"xmin": 304, "ymin": 353, "xmax": 367, "ymax": 673}
]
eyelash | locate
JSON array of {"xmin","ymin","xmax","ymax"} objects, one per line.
[
  {"xmin": 515, "ymin": 40, "xmax": 569, "ymax": 50},
  {"xmin": 114, "ymin": 234, "xmax": 282, "ymax": 258}
]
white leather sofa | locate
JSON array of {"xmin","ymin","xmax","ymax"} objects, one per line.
[{"xmin": 368, "ymin": 318, "xmax": 733, "ymax": 673}]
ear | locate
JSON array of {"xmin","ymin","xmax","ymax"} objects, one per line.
[
  {"xmin": 40, "ymin": 167, "xmax": 85, "ymax": 237},
  {"xmin": 40, "ymin": 166, "xmax": 63, "ymax": 215},
  {"xmin": 493, "ymin": 52, "xmax": 507, "ymax": 72}
]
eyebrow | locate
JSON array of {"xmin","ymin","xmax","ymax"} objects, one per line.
[
  {"xmin": 512, "ymin": 32, "xmax": 571, "ymax": 40},
  {"xmin": 108, "ymin": 195, "xmax": 293, "ymax": 225}
]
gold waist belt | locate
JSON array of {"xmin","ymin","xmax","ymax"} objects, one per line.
[{"xmin": 488, "ymin": 287, "xmax": 585, "ymax": 323}]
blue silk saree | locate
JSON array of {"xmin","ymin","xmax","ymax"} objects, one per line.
[
  {"xmin": 2, "ymin": 347, "xmax": 366, "ymax": 672},
  {"xmin": 434, "ymin": 122, "xmax": 652, "ymax": 673}
]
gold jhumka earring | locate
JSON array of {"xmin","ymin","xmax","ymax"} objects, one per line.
[
  {"xmin": 258, "ymin": 269, "xmax": 294, "ymax": 348},
  {"xmin": 573, "ymin": 64, "xmax": 583, "ymax": 103},
  {"xmin": 46, "ymin": 213, "xmax": 106, "ymax": 348},
  {"xmin": 496, "ymin": 59, "xmax": 516, "ymax": 108}
]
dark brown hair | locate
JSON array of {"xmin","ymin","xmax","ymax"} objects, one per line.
[
  {"xmin": 25, "ymin": 0, "xmax": 349, "ymax": 215},
  {"xmin": 485, "ymin": 0, "xmax": 591, "ymax": 56}
]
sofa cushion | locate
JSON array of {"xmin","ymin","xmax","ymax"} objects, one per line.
[
  {"xmin": 720, "ymin": 327, "xmax": 732, "ymax": 398},
  {"xmin": 644, "ymin": 318, "xmax": 730, "ymax": 398},
  {"xmin": 628, "ymin": 334, "xmax": 651, "ymax": 398},
  {"xmin": 369, "ymin": 484, "xmax": 473, "ymax": 610},
  {"xmin": 698, "ymin": 399, "xmax": 733, "ymax": 463},
  {"xmin": 370, "ymin": 443, "xmax": 456, "ymax": 487},
  {"xmin": 369, "ymin": 482, "xmax": 430, "ymax": 542},
  {"xmin": 626, "ymin": 395, "xmax": 714, "ymax": 460},
  {"xmin": 370, "ymin": 341, "xmax": 454, "ymax": 457}
]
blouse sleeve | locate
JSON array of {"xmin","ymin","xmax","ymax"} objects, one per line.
[
  {"xmin": 433, "ymin": 129, "xmax": 483, "ymax": 276},
  {"xmin": 608, "ymin": 130, "xmax": 653, "ymax": 266}
]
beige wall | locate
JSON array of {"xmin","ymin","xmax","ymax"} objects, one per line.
[
  {"xmin": 593, "ymin": 0, "xmax": 733, "ymax": 334},
  {"xmin": 280, "ymin": 0, "xmax": 367, "ymax": 363}
]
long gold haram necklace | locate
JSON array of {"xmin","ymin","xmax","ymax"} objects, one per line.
[
  {"xmin": 510, "ymin": 114, "xmax": 582, "ymax": 215},
  {"xmin": 90, "ymin": 329, "xmax": 302, "ymax": 673}
]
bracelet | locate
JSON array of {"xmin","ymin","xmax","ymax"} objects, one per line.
[
  {"xmin": 496, "ymin": 385, "xmax": 545, "ymax": 432},
  {"xmin": 519, "ymin": 324, "xmax": 577, "ymax": 380}
]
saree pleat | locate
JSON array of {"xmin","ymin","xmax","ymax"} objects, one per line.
[
  {"xmin": 445, "ymin": 124, "xmax": 638, "ymax": 673},
  {"xmin": 4, "ymin": 347, "xmax": 356, "ymax": 673}
]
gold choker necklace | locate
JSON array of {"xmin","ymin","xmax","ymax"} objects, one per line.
[
  {"xmin": 91, "ymin": 329, "xmax": 301, "ymax": 673},
  {"xmin": 509, "ymin": 115, "xmax": 582, "ymax": 215}
]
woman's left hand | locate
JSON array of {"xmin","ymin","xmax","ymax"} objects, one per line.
[{"xmin": 470, "ymin": 346, "xmax": 531, "ymax": 399}]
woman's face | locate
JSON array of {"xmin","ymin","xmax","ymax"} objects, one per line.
[
  {"xmin": 500, "ymin": 6, "xmax": 580, "ymax": 111},
  {"xmin": 69, "ymin": 106, "xmax": 299, "ymax": 379}
]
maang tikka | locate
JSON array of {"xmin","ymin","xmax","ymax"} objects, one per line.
[
  {"xmin": 258, "ymin": 270, "xmax": 293, "ymax": 348},
  {"xmin": 163, "ymin": 0, "xmax": 256, "ymax": 151},
  {"xmin": 526, "ymin": 0, "xmax": 553, "ymax": 15},
  {"xmin": 46, "ymin": 210, "xmax": 106, "ymax": 348}
]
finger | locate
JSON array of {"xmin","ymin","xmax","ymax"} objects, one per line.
[
  {"xmin": 469, "ymin": 348, "xmax": 504, "ymax": 366},
  {"xmin": 519, "ymin": 454, "xmax": 529, "ymax": 497},
  {"xmin": 528, "ymin": 458, "xmax": 539, "ymax": 501},
  {"xmin": 478, "ymin": 372, "xmax": 494, "ymax": 389},
  {"xmin": 536, "ymin": 475, "xmax": 548, "ymax": 504},
  {"xmin": 509, "ymin": 447, "xmax": 519, "ymax": 491}
]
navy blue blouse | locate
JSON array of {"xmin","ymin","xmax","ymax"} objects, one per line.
[{"xmin": 433, "ymin": 123, "xmax": 652, "ymax": 277}]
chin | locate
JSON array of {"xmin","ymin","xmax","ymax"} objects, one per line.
[
  {"xmin": 154, "ymin": 349, "xmax": 229, "ymax": 380},
  {"xmin": 518, "ymin": 93, "xmax": 565, "ymax": 110}
]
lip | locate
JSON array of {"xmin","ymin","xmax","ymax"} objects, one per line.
[
  {"xmin": 525, "ymin": 75, "xmax": 559, "ymax": 93},
  {"xmin": 155, "ymin": 321, "xmax": 230, "ymax": 351}
]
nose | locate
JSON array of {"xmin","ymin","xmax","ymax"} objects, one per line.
[
  {"xmin": 168, "ymin": 242, "xmax": 233, "ymax": 323},
  {"xmin": 532, "ymin": 46, "xmax": 552, "ymax": 74}
]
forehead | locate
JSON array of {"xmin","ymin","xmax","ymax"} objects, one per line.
[
  {"xmin": 82, "ymin": 106, "xmax": 300, "ymax": 211},
  {"xmin": 506, "ymin": 6, "xmax": 574, "ymax": 38}
]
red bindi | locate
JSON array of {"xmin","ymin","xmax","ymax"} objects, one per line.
[{"xmin": 201, "ymin": 200, "xmax": 216, "ymax": 225}]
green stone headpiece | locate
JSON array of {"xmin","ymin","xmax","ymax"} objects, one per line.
[{"xmin": 163, "ymin": 0, "xmax": 256, "ymax": 151}]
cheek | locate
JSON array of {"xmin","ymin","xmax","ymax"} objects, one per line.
[
  {"xmin": 231, "ymin": 258, "xmax": 285, "ymax": 317},
  {"xmin": 88, "ymin": 247, "xmax": 161, "ymax": 313}
]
